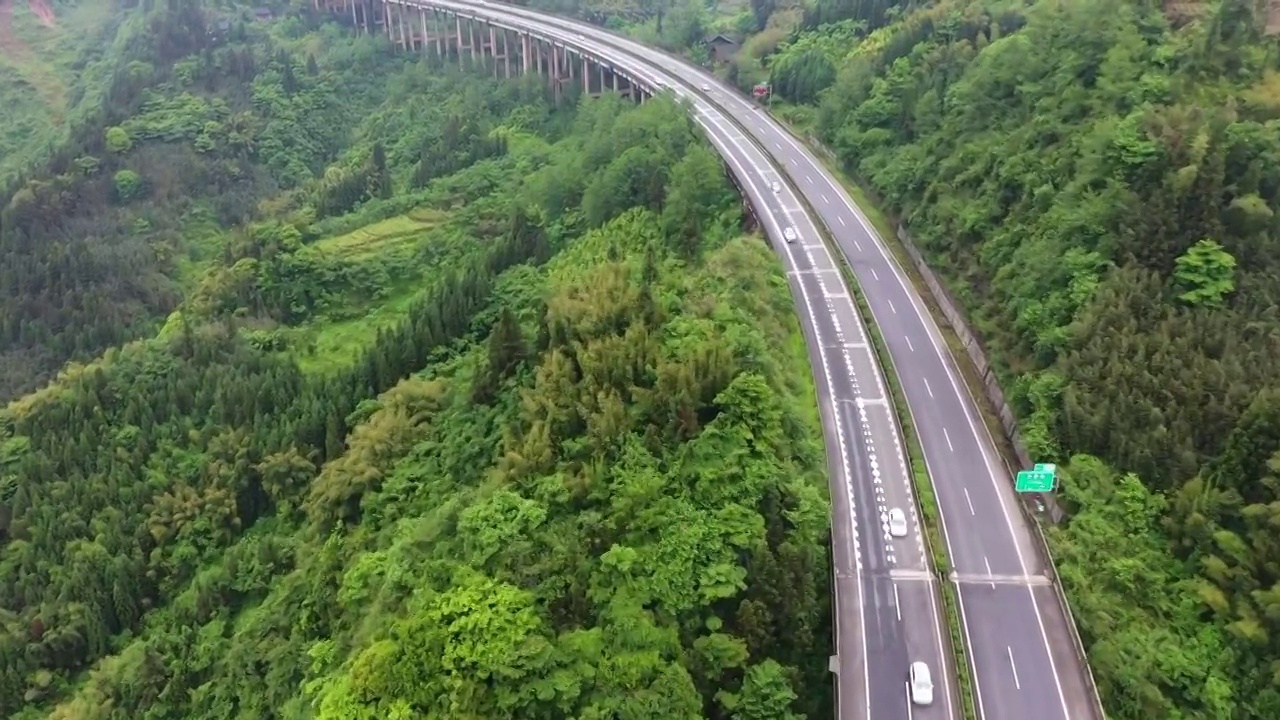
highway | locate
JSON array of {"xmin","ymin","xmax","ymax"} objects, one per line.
[
  {"xmin": 375, "ymin": 1, "xmax": 1101, "ymax": 718},
  {"xmin": 428, "ymin": 5, "xmax": 1103, "ymax": 720}
]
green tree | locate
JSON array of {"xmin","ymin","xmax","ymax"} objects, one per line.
[
  {"xmin": 1173, "ymin": 239, "xmax": 1237, "ymax": 308},
  {"xmin": 113, "ymin": 169, "xmax": 144, "ymax": 202},
  {"xmin": 471, "ymin": 307, "xmax": 529, "ymax": 404},
  {"xmin": 104, "ymin": 126, "xmax": 132, "ymax": 153},
  {"xmin": 370, "ymin": 142, "xmax": 392, "ymax": 200},
  {"xmin": 662, "ymin": 145, "xmax": 733, "ymax": 255},
  {"xmin": 716, "ymin": 659, "xmax": 804, "ymax": 720}
]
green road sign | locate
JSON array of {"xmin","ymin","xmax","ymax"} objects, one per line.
[{"xmin": 1016, "ymin": 463, "xmax": 1057, "ymax": 493}]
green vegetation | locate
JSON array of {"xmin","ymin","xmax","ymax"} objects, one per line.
[
  {"xmin": 0, "ymin": 0, "xmax": 121, "ymax": 183},
  {"xmin": 527, "ymin": 0, "xmax": 757, "ymax": 59},
  {"xmin": 22, "ymin": 1, "xmax": 1280, "ymax": 719},
  {"xmin": 524, "ymin": 0, "xmax": 1280, "ymax": 717},
  {"xmin": 0, "ymin": 0, "xmax": 463, "ymax": 402},
  {"xmin": 616, "ymin": 0, "xmax": 1280, "ymax": 717},
  {"xmin": 0, "ymin": 5, "xmax": 836, "ymax": 719}
]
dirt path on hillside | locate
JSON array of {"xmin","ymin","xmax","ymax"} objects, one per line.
[{"xmin": 0, "ymin": 0, "xmax": 68, "ymax": 126}]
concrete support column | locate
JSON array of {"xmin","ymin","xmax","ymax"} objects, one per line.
[
  {"xmin": 469, "ymin": 21, "xmax": 478, "ymax": 66},
  {"xmin": 551, "ymin": 44, "xmax": 558, "ymax": 85},
  {"xmin": 521, "ymin": 34, "xmax": 530, "ymax": 75},
  {"xmin": 396, "ymin": 3, "xmax": 407, "ymax": 50},
  {"xmin": 582, "ymin": 56, "xmax": 589, "ymax": 94},
  {"xmin": 455, "ymin": 16, "xmax": 465, "ymax": 67},
  {"xmin": 503, "ymin": 31, "xmax": 512, "ymax": 78},
  {"xmin": 390, "ymin": 2, "xmax": 399, "ymax": 47},
  {"xmin": 435, "ymin": 11, "xmax": 444, "ymax": 58},
  {"xmin": 382, "ymin": 0, "xmax": 391, "ymax": 40},
  {"xmin": 489, "ymin": 26, "xmax": 498, "ymax": 77},
  {"xmin": 401, "ymin": 4, "xmax": 410, "ymax": 50}
]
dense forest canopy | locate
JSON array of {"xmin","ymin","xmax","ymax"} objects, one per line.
[{"xmin": 0, "ymin": 1, "xmax": 833, "ymax": 719}]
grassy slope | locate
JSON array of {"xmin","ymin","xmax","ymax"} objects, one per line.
[{"xmin": 300, "ymin": 208, "xmax": 449, "ymax": 372}]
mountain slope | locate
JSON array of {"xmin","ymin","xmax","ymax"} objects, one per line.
[
  {"xmin": 0, "ymin": 13, "xmax": 836, "ymax": 717},
  {"xmin": 0, "ymin": 2, "xmax": 438, "ymax": 402}
]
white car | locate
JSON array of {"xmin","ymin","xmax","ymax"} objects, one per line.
[
  {"xmin": 771, "ymin": 181, "xmax": 781, "ymax": 193},
  {"xmin": 782, "ymin": 227, "xmax": 798, "ymax": 243},
  {"xmin": 909, "ymin": 661, "xmax": 934, "ymax": 706},
  {"xmin": 576, "ymin": 33, "xmax": 585, "ymax": 40},
  {"xmin": 701, "ymin": 83, "xmax": 711, "ymax": 91},
  {"xmin": 888, "ymin": 507, "xmax": 907, "ymax": 538}
]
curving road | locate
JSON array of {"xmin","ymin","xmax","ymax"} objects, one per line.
[
  {"xmin": 374, "ymin": 1, "xmax": 1102, "ymax": 719},
  {"xmin": 389, "ymin": 2, "xmax": 958, "ymax": 717}
]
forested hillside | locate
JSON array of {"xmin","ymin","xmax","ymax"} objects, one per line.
[
  {"xmin": 698, "ymin": 0, "xmax": 1280, "ymax": 718},
  {"xmin": 0, "ymin": 0, "xmax": 451, "ymax": 402},
  {"xmin": 0, "ymin": 4, "xmax": 834, "ymax": 718}
]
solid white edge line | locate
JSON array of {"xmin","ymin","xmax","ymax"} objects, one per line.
[{"xmin": 1008, "ymin": 646, "xmax": 1021, "ymax": 690}]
